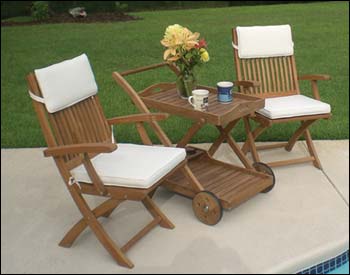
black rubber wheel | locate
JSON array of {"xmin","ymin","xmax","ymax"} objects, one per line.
[
  {"xmin": 192, "ymin": 191, "xmax": 223, "ymax": 225},
  {"xmin": 253, "ymin": 162, "xmax": 276, "ymax": 193}
]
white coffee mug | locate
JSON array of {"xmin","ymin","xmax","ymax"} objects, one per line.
[{"xmin": 188, "ymin": 89, "xmax": 209, "ymax": 111}]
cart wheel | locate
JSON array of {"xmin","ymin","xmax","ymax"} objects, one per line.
[
  {"xmin": 253, "ymin": 162, "xmax": 276, "ymax": 193},
  {"xmin": 192, "ymin": 191, "xmax": 223, "ymax": 225}
]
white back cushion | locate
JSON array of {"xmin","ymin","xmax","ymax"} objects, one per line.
[
  {"xmin": 236, "ymin": 25, "xmax": 294, "ymax": 59},
  {"xmin": 34, "ymin": 54, "xmax": 98, "ymax": 113}
]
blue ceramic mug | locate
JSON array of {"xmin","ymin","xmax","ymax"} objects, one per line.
[{"xmin": 217, "ymin": 81, "xmax": 234, "ymax": 103}]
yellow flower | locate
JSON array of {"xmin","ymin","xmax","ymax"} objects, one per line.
[
  {"xmin": 200, "ymin": 49, "xmax": 210, "ymax": 62},
  {"xmin": 160, "ymin": 24, "xmax": 200, "ymax": 61},
  {"xmin": 161, "ymin": 24, "xmax": 185, "ymax": 48},
  {"xmin": 181, "ymin": 27, "xmax": 200, "ymax": 50}
]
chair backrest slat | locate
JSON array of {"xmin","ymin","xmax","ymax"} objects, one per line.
[
  {"xmin": 260, "ymin": 58, "xmax": 267, "ymax": 92},
  {"xmin": 232, "ymin": 28, "xmax": 300, "ymax": 98},
  {"xmin": 282, "ymin": 57, "xmax": 289, "ymax": 91},
  {"xmin": 27, "ymin": 73, "xmax": 112, "ymax": 169}
]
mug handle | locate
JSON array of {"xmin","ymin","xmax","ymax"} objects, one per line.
[{"xmin": 188, "ymin": 96, "xmax": 195, "ymax": 107}]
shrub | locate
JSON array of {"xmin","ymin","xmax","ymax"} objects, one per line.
[
  {"xmin": 1, "ymin": 1, "xmax": 31, "ymax": 19},
  {"xmin": 31, "ymin": 1, "xmax": 49, "ymax": 21},
  {"xmin": 115, "ymin": 1, "xmax": 128, "ymax": 14}
]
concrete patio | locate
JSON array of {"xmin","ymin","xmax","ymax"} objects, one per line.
[{"xmin": 1, "ymin": 140, "xmax": 349, "ymax": 274}]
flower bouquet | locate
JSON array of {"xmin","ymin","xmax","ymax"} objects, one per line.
[{"xmin": 161, "ymin": 24, "xmax": 209, "ymax": 98}]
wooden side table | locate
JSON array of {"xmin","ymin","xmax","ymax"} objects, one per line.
[
  {"xmin": 113, "ymin": 63, "xmax": 275, "ymax": 225},
  {"xmin": 139, "ymin": 83, "xmax": 275, "ymax": 225},
  {"xmin": 140, "ymin": 83, "xmax": 264, "ymax": 167}
]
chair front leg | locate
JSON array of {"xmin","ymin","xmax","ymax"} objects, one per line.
[
  {"xmin": 285, "ymin": 120, "xmax": 316, "ymax": 151},
  {"xmin": 65, "ymin": 188, "xmax": 133, "ymax": 268}
]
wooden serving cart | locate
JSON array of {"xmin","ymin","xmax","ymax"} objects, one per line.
[{"xmin": 113, "ymin": 63, "xmax": 275, "ymax": 225}]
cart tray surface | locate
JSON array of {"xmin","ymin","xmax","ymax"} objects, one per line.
[
  {"xmin": 140, "ymin": 84, "xmax": 265, "ymax": 125},
  {"xmin": 164, "ymin": 148, "xmax": 272, "ymax": 209}
]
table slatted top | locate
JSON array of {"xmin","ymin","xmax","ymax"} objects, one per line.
[{"xmin": 140, "ymin": 84, "xmax": 265, "ymax": 125}]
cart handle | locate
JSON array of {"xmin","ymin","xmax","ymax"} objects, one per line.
[{"xmin": 120, "ymin": 62, "xmax": 180, "ymax": 77}]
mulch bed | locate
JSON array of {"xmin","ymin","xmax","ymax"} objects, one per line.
[{"xmin": 1, "ymin": 12, "xmax": 141, "ymax": 27}]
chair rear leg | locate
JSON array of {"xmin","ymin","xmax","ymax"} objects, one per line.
[
  {"xmin": 304, "ymin": 129, "xmax": 322, "ymax": 169},
  {"xmin": 285, "ymin": 120, "xmax": 316, "ymax": 151},
  {"xmin": 142, "ymin": 195, "xmax": 175, "ymax": 229},
  {"xmin": 101, "ymin": 203, "xmax": 120, "ymax": 218},
  {"xmin": 59, "ymin": 198, "xmax": 122, "ymax": 247}
]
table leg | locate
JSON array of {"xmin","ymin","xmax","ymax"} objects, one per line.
[
  {"xmin": 242, "ymin": 116, "xmax": 260, "ymax": 163},
  {"xmin": 175, "ymin": 116, "xmax": 253, "ymax": 169},
  {"xmin": 181, "ymin": 165, "xmax": 204, "ymax": 193},
  {"xmin": 221, "ymin": 127, "xmax": 254, "ymax": 169},
  {"xmin": 176, "ymin": 118, "xmax": 206, "ymax": 148},
  {"xmin": 208, "ymin": 119, "xmax": 254, "ymax": 169},
  {"xmin": 241, "ymin": 124, "xmax": 267, "ymax": 154},
  {"xmin": 208, "ymin": 119, "xmax": 240, "ymax": 156}
]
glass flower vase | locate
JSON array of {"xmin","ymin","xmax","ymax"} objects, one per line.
[{"xmin": 176, "ymin": 72, "xmax": 197, "ymax": 99}]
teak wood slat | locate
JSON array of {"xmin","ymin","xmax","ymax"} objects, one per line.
[
  {"xmin": 232, "ymin": 27, "xmax": 331, "ymax": 168},
  {"xmin": 165, "ymin": 151, "xmax": 271, "ymax": 209}
]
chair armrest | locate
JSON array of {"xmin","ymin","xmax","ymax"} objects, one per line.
[
  {"xmin": 298, "ymin": 74, "xmax": 331, "ymax": 81},
  {"xmin": 234, "ymin": 80, "xmax": 261, "ymax": 88},
  {"xmin": 44, "ymin": 143, "xmax": 117, "ymax": 157},
  {"xmin": 107, "ymin": 113, "xmax": 169, "ymax": 125},
  {"xmin": 298, "ymin": 74, "xmax": 330, "ymax": 100}
]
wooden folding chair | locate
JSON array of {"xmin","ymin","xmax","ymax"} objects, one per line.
[
  {"xmin": 26, "ymin": 54, "xmax": 200, "ymax": 268},
  {"xmin": 232, "ymin": 25, "xmax": 332, "ymax": 169}
]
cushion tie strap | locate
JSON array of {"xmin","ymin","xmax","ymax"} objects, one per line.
[
  {"xmin": 68, "ymin": 176, "xmax": 81, "ymax": 189},
  {"xmin": 28, "ymin": 90, "xmax": 45, "ymax": 104},
  {"xmin": 232, "ymin": 42, "xmax": 239, "ymax": 50},
  {"xmin": 111, "ymin": 125, "xmax": 115, "ymax": 143}
]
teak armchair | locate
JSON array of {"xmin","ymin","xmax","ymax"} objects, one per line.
[
  {"xmin": 26, "ymin": 54, "xmax": 198, "ymax": 268},
  {"xmin": 232, "ymin": 25, "xmax": 332, "ymax": 169}
]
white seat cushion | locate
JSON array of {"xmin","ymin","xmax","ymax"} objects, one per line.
[
  {"xmin": 34, "ymin": 54, "xmax": 98, "ymax": 113},
  {"xmin": 257, "ymin": 95, "xmax": 331, "ymax": 119},
  {"xmin": 236, "ymin": 25, "xmax": 294, "ymax": 59},
  {"xmin": 71, "ymin": 144, "xmax": 186, "ymax": 189}
]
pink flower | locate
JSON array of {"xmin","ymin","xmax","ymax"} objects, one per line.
[{"xmin": 195, "ymin": 39, "xmax": 207, "ymax": 49}]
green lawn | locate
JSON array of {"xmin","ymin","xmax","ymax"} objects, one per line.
[{"xmin": 1, "ymin": 2, "xmax": 349, "ymax": 148}]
